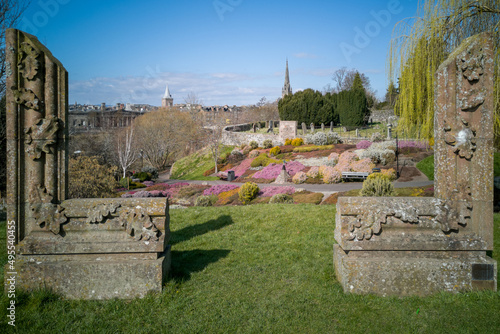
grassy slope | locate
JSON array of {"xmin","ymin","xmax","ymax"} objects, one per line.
[
  {"xmin": 170, "ymin": 146, "xmax": 234, "ymax": 181},
  {"xmin": 1, "ymin": 206, "xmax": 499, "ymax": 333},
  {"xmin": 417, "ymin": 153, "xmax": 500, "ymax": 181}
]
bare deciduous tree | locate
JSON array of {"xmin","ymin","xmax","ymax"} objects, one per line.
[
  {"xmin": 204, "ymin": 111, "xmax": 227, "ymax": 174},
  {"xmin": 117, "ymin": 125, "xmax": 137, "ymax": 178}
]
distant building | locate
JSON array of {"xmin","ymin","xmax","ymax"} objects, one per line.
[
  {"xmin": 69, "ymin": 102, "xmax": 156, "ymax": 133},
  {"xmin": 282, "ymin": 59, "xmax": 292, "ymax": 98},
  {"xmin": 162, "ymin": 84, "xmax": 174, "ymax": 108}
]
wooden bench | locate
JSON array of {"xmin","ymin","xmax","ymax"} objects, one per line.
[{"xmin": 341, "ymin": 172, "xmax": 370, "ymax": 180}]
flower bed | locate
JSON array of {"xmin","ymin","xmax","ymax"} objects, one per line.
[
  {"xmin": 252, "ymin": 161, "xmax": 305, "ymax": 180},
  {"xmin": 259, "ymin": 186, "xmax": 295, "ymax": 197},
  {"xmin": 203, "ymin": 184, "xmax": 240, "ymax": 196},
  {"xmin": 231, "ymin": 158, "xmax": 254, "ymax": 177}
]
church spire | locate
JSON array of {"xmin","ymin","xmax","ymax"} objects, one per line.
[
  {"xmin": 162, "ymin": 83, "xmax": 174, "ymax": 108},
  {"xmin": 282, "ymin": 59, "xmax": 292, "ymax": 98}
]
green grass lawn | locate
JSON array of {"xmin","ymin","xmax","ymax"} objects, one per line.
[
  {"xmin": 417, "ymin": 153, "xmax": 500, "ymax": 181},
  {"xmin": 1, "ymin": 205, "xmax": 499, "ymax": 333},
  {"xmin": 170, "ymin": 146, "xmax": 234, "ymax": 180}
]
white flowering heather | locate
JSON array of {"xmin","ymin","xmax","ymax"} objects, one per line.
[
  {"xmin": 311, "ymin": 132, "xmax": 328, "ymax": 146},
  {"xmin": 326, "ymin": 132, "xmax": 342, "ymax": 144}
]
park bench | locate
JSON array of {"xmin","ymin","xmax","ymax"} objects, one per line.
[{"xmin": 341, "ymin": 172, "xmax": 370, "ymax": 180}]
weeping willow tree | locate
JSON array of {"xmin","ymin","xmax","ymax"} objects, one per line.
[{"xmin": 389, "ymin": 0, "xmax": 500, "ymax": 140}]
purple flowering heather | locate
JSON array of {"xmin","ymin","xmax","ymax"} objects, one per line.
[
  {"xmin": 259, "ymin": 186, "xmax": 295, "ymax": 197},
  {"xmin": 231, "ymin": 158, "xmax": 254, "ymax": 177},
  {"xmin": 253, "ymin": 161, "xmax": 305, "ymax": 180},
  {"xmin": 203, "ymin": 184, "xmax": 240, "ymax": 196},
  {"xmin": 356, "ymin": 140, "xmax": 372, "ymax": 149}
]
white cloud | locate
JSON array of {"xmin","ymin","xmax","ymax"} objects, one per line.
[{"xmin": 69, "ymin": 71, "xmax": 280, "ymax": 106}]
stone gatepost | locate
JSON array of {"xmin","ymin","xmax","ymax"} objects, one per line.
[
  {"xmin": 334, "ymin": 33, "xmax": 497, "ymax": 296},
  {"xmin": 301, "ymin": 122, "xmax": 307, "ymax": 135},
  {"xmin": 5, "ymin": 30, "xmax": 171, "ymax": 299}
]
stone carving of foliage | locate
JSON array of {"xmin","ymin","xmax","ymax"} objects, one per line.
[
  {"xmin": 434, "ymin": 200, "xmax": 472, "ymax": 233},
  {"xmin": 25, "ymin": 116, "xmax": 60, "ymax": 160},
  {"xmin": 118, "ymin": 206, "xmax": 159, "ymax": 241},
  {"xmin": 86, "ymin": 203, "xmax": 121, "ymax": 224},
  {"xmin": 18, "ymin": 42, "xmax": 41, "ymax": 80},
  {"xmin": 28, "ymin": 185, "xmax": 67, "ymax": 235},
  {"xmin": 457, "ymin": 47, "xmax": 485, "ymax": 111},
  {"xmin": 347, "ymin": 212, "xmax": 387, "ymax": 241},
  {"xmin": 13, "ymin": 88, "xmax": 40, "ymax": 111},
  {"xmin": 443, "ymin": 120, "xmax": 477, "ymax": 160}
]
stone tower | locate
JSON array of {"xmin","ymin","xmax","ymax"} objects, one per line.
[
  {"xmin": 162, "ymin": 84, "xmax": 173, "ymax": 108},
  {"xmin": 282, "ymin": 59, "xmax": 292, "ymax": 98}
]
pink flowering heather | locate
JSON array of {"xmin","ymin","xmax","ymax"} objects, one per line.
[
  {"xmin": 356, "ymin": 140, "xmax": 372, "ymax": 149},
  {"xmin": 253, "ymin": 161, "xmax": 305, "ymax": 180},
  {"xmin": 203, "ymin": 184, "xmax": 240, "ymax": 196},
  {"xmin": 292, "ymin": 171, "xmax": 307, "ymax": 184},
  {"xmin": 398, "ymin": 140, "xmax": 428, "ymax": 149},
  {"xmin": 307, "ymin": 166, "xmax": 320, "ymax": 178},
  {"xmin": 143, "ymin": 181, "xmax": 154, "ymax": 187},
  {"xmin": 132, "ymin": 191, "xmax": 152, "ymax": 198},
  {"xmin": 339, "ymin": 151, "xmax": 358, "ymax": 165},
  {"xmin": 351, "ymin": 158, "xmax": 375, "ymax": 173},
  {"xmin": 259, "ymin": 186, "xmax": 296, "ymax": 197},
  {"xmin": 149, "ymin": 190, "xmax": 163, "ymax": 197},
  {"xmin": 328, "ymin": 152, "xmax": 340, "ymax": 163},
  {"xmin": 231, "ymin": 158, "xmax": 254, "ymax": 177},
  {"xmin": 323, "ymin": 167, "xmax": 342, "ymax": 184}
]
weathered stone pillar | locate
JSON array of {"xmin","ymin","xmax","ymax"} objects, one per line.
[
  {"xmin": 6, "ymin": 30, "xmax": 171, "ymax": 300},
  {"xmin": 333, "ymin": 33, "xmax": 497, "ymax": 296}
]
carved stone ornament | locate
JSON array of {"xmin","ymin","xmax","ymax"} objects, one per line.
[
  {"xmin": 434, "ymin": 200, "xmax": 472, "ymax": 233},
  {"xmin": 118, "ymin": 206, "xmax": 160, "ymax": 241},
  {"xmin": 443, "ymin": 120, "xmax": 477, "ymax": 160},
  {"xmin": 458, "ymin": 47, "xmax": 485, "ymax": 111},
  {"xmin": 346, "ymin": 201, "xmax": 469, "ymax": 241},
  {"xmin": 28, "ymin": 185, "xmax": 67, "ymax": 235},
  {"xmin": 18, "ymin": 41, "xmax": 41, "ymax": 80},
  {"xmin": 25, "ymin": 116, "xmax": 60, "ymax": 160},
  {"xmin": 13, "ymin": 87, "xmax": 40, "ymax": 111},
  {"xmin": 85, "ymin": 203, "xmax": 121, "ymax": 224}
]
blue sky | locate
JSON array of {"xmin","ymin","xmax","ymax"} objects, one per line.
[{"xmin": 18, "ymin": 0, "xmax": 418, "ymax": 106}]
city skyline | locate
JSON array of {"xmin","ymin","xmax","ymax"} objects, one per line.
[{"xmin": 19, "ymin": 0, "xmax": 417, "ymax": 106}]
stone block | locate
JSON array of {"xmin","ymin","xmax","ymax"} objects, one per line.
[{"xmin": 334, "ymin": 245, "xmax": 497, "ymax": 296}]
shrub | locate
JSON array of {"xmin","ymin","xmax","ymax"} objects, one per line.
[
  {"xmin": 141, "ymin": 166, "xmax": 159, "ymax": 179},
  {"xmin": 249, "ymin": 141, "xmax": 258, "ymax": 149},
  {"xmin": 360, "ymin": 173, "xmax": 395, "ymax": 197},
  {"xmin": 232, "ymin": 158, "xmax": 254, "ymax": 177},
  {"xmin": 381, "ymin": 168, "xmax": 397, "ymax": 181},
  {"xmin": 263, "ymin": 139, "xmax": 273, "ymax": 149},
  {"xmin": 326, "ymin": 132, "xmax": 342, "ymax": 144},
  {"xmin": 371, "ymin": 132, "xmax": 384, "ymax": 142},
  {"xmin": 292, "ymin": 171, "xmax": 307, "ymax": 184},
  {"xmin": 203, "ymin": 184, "xmax": 240, "ymax": 196},
  {"xmin": 322, "ymin": 166, "xmax": 342, "ymax": 184},
  {"xmin": 216, "ymin": 188, "xmax": 240, "ymax": 205},
  {"xmin": 259, "ymin": 186, "xmax": 295, "ymax": 197},
  {"xmin": 253, "ymin": 161, "xmax": 305, "ymax": 180},
  {"xmin": 328, "ymin": 153, "xmax": 340, "ymax": 164},
  {"xmin": 250, "ymin": 154, "xmax": 280, "ymax": 168},
  {"xmin": 270, "ymin": 146, "xmax": 281, "ymax": 156},
  {"xmin": 249, "ymin": 150, "xmax": 260, "ymax": 158},
  {"xmin": 284, "ymin": 138, "xmax": 293, "ymax": 145},
  {"xmin": 356, "ymin": 140, "xmax": 372, "ymax": 149},
  {"xmin": 195, "ymin": 195, "xmax": 218, "ymax": 207},
  {"xmin": 293, "ymin": 145, "xmax": 335, "ymax": 153},
  {"xmin": 351, "ymin": 158, "xmax": 375, "ymax": 173},
  {"xmin": 133, "ymin": 171, "xmax": 151, "ymax": 182},
  {"xmin": 269, "ymin": 193, "xmax": 294, "ymax": 204},
  {"xmin": 306, "ymin": 166, "xmax": 320, "ymax": 178},
  {"xmin": 238, "ymin": 182, "xmax": 260, "ymax": 204},
  {"xmin": 309, "ymin": 132, "xmax": 328, "ymax": 146},
  {"xmin": 359, "ymin": 148, "xmax": 395, "ymax": 166},
  {"xmin": 69, "ymin": 156, "xmax": 118, "ymax": 199},
  {"xmin": 291, "ymin": 138, "xmax": 304, "ymax": 146}
]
